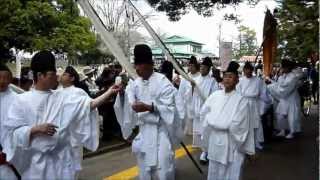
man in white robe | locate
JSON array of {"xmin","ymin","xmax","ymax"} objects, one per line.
[
  {"xmin": 201, "ymin": 61, "xmax": 255, "ymax": 180},
  {"xmin": 0, "ymin": 64, "xmax": 18, "ymax": 180},
  {"xmin": 2, "ymin": 51, "xmax": 120, "ymax": 180},
  {"xmin": 266, "ymin": 59, "xmax": 301, "ymax": 139},
  {"xmin": 237, "ymin": 62, "xmax": 265, "ymax": 150},
  {"xmin": 114, "ymin": 44, "xmax": 180, "ymax": 180},
  {"xmin": 189, "ymin": 57, "xmax": 219, "ymax": 163},
  {"xmin": 177, "ymin": 56, "xmax": 200, "ymax": 135},
  {"xmin": 59, "ymin": 66, "xmax": 93, "ymax": 178}
]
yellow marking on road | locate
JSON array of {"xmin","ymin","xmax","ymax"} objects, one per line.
[{"xmin": 105, "ymin": 145, "xmax": 197, "ymax": 180}]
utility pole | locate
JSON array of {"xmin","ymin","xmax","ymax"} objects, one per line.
[
  {"xmin": 219, "ymin": 23, "xmax": 221, "ymax": 55},
  {"xmin": 125, "ymin": 1, "xmax": 131, "ymax": 59},
  {"xmin": 239, "ymin": 30, "xmax": 242, "ymax": 53},
  {"xmin": 219, "ymin": 24, "xmax": 221, "ymax": 42}
]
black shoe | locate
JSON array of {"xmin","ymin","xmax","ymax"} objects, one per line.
[{"xmin": 199, "ymin": 159, "xmax": 209, "ymax": 165}]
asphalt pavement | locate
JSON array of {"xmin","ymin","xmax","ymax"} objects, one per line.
[{"xmin": 80, "ymin": 105, "xmax": 318, "ymax": 180}]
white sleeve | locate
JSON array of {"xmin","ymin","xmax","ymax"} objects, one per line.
[
  {"xmin": 153, "ymin": 83, "xmax": 176, "ymax": 126},
  {"xmin": 114, "ymin": 90, "xmax": 137, "ymax": 140},
  {"xmin": 259, "ymin": 81, "xmax": 272, "ymax": 103},
  {"xmin": 268, "ymin": 74, "xmax": 298, "ymax": 99},
  {"xmin": 3, "ymin": 97, "xmax": 32, "ymax": 162},
  {"xmin": 229, "ymin": 98, "xmax": 255, "ymax": 155},
  {"xmin": 200, "ymin": 98, "xmax": 212, "ymax": 151},
  {"xmin": 267, "ymin": 82, "xmax": 282, "ymax": 100},
  {"xmin": 66, "ymin": 95, "xmax": 99, "ymax": 151},
  {"xmin": 277, "ymin": 75, "xmax": 299, "ymax": 97},
  {"xmin": 200, "ymin": 98, "xmax": 211, "ymax": 126}
]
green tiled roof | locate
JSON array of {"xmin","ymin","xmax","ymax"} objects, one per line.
[{"xmin": 164, "ymin": 35, "xmax": 203, "ymax": 45}]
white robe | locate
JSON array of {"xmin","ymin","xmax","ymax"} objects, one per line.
[
  {"xmin": 2, "ymin": 88, "xmax": 99, "ymax": 180},
  {"xmin": 237, "ymin": 76, "xmax": 265, "ymax": 144},
  {"xmin": 0, "ymin": 89, "xmax": 17, "ymax": 148},
  {"xmin": 189, "ymin": 74, "xmax": 219, "ymax": 147},
  {"xmin": 177, "ymin": 72, "xmax": 200, "ymax": 135},
  {"xmin": 267, "ymin": 72, "xmax": 301, "ymax": 133},
  {"xmin": 0, "ymin": 89, "xmax": 18, "ymax": 180},
  {"xmin": 201, "ymin": 90, "xmax": 255, "ymax": 180},
  {"xmin": 114, "ymin": 72, "xmax": 180, "ymax": 180},
  {"xmin": 61, "ymin": 86, "xmax": 91, "ymax": 175}
]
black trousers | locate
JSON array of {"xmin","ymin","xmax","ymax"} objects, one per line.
[{"xmin": 261, "ymin": 106, "xmax": 274, "ymax": 143}]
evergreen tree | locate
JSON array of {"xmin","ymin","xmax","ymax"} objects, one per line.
[
  {"xmin": 275, "ymin": 0, "xmax": 318, "ymax": 62},
  {"xmin": 233, "ymin": 25, "xmax": 258, "ymax": 60},
  {"xmin": 0, "ymin": 0, "xmax": 96, "ymax": 62},
  {"xmin": 146, "ymin": 0, "xmax": 259, "ymax": 21}
]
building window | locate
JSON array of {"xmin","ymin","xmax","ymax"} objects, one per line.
[{"xmin": 192, "ymin": 46, "xmax": 197, "ymax": 53}]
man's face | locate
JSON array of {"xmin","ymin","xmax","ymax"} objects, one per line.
[
  {"xmin": 188, "ymin": 64, "xmax": 198, "ymax": 74},
  {"xmin": 38, "ymin": 71, "xmax": 58, "ymax": 89},
  {"xmin": 0, "ymin": 71, "xmax": 12, "ymax": 92},
  {"xmin": 135, "ymin": 63, "xmax": 153, "ymax": 79},
  {"xmin": 223, "ymin": 72, "xmax": 238, "ymax": 90},
  {"xmin": 60, "ymin": 72, "xmax": 74, "ymax": 86},
  {"xmin": 200, "ymin": 65, "xmax": 210, "ymax": 76},
  {"xmin": 243, "ymin": 68, "xmax": 253, "ymax": 77}
]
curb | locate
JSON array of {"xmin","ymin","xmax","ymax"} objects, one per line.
[{"xmin": 83, "ymin": 142, "xmax": 130, "ymax": 159}]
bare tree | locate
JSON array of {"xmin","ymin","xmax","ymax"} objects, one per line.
[
  {"xmin": 90, "ymin": 0, "xmax": 154, "ymax": 32},
  {"xmin": 90, "ymin": 0, "xmax": 125, "ymax": 32},
  {"xmin": 89, "ymin": 0, "xmax": 154, "ymax": 56}
]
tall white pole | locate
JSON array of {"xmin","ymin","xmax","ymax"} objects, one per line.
[
  {"xmin": 219, "ymin": 23, "xmax": 221, "ymax": 49},
  {"xmin": 16, "ymin": 50, "xmax": 24, "ymax": 80}
]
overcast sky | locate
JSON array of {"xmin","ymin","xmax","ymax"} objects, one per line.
[{"xmin": 133, "ymin": 0, "xmax": 277, "ymax": 55}]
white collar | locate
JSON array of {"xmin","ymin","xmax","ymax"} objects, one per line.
[{"xmin": 223, "ymin": 89, "xmax": 236, "ymax": 96}]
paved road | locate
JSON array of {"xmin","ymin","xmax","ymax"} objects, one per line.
[{"xmin": 80, "ymin": 105, "xmax": 318, "ymax": 180}]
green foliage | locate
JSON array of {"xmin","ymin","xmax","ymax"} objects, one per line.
[
  {"xmin": 233, "ymin": 25, "xmax": 258, "ymax": 60},
  {"xmin": 146, "ymin": 0, "xmax": 260, "ymax": 21},
  {"xmin": 0, "ymin": 0, "xmax": 97, "ymax": 61},
  {"xmin": 276, "ymin": 0, "xmax": 318, "ymax": 62}
]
